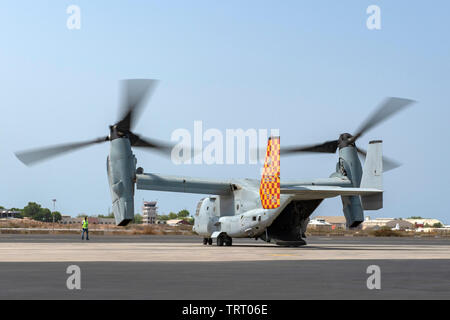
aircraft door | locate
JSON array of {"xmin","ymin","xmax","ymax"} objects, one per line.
[{"xmin": 210, "ymin": 197, "xmax": 219, "ymax": 217}]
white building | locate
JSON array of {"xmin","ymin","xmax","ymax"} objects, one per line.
[
  {"xmin": 314, "ymin": 216, "xmax": 347, "ymax": 229},
  {"xmin": 362, "ymin": 217, "xmax": 414, "ymax": 230},
  {"xmin": 0, "ymin": 210, "xmax": 21, "ymax": 219},
  {"xmin": 308, "ymin": 218, "xmax": 332, "ymax": 230},
  {"xmin": 404, "ymin": 218, "xmax": 444, "ymax": 228},
  {"xmin": 166, "ymin": 219, "xmax": 191, "ymax": 226}
]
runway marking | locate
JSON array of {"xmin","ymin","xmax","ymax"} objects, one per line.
[{"xmin": 0, "ymin": 242, "xmax": 449, "ymax": 262}]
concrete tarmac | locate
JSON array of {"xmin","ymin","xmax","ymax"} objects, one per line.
[{"xmin": 0, "ymin": 234, "xmax": 449, "ymax": 299}]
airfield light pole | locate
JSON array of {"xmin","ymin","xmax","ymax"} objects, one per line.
[{"xmin": 52, "ymin": 199, "xmax": 56, "ymax": 233}]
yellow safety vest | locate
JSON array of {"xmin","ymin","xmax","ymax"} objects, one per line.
[{"xmin": 82, "ymin": 220, "xmax": 88, "ymax": 229}]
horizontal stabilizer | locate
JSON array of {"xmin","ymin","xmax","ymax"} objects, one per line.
[{"xmin": 281, "ymin": 186, "xmax": 382, "ymax": 200}]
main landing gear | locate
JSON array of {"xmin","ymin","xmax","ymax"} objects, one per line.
[
  {"xmin": 203, "ymin": 234, "xmax": 232, "ymax": 246},
  {"xmin": 216, "ymin": 234, "xmax": 232, "ymax": 246},
  {"xmin": 203, "ymin": 238, "xmax": 213, "ymax": 245}
]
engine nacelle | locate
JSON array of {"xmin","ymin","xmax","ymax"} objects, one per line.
[
  {"xmin": 107, "ymin": 138, "xmax": 136, "ymax": 226},
  {"xmin": 337, "ymin": 145, "xmax": 364, "ymax": 228}
]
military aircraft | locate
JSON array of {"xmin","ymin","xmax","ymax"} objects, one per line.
[{"xmin": 15, "ymin": 79, "xmax": 414, "ymax": 246}]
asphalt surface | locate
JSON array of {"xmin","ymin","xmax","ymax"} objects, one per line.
[
  {"xmin": 1, "ymin": 260, "xmax": 449, "ymax": 299},
  {"xmin": 0, "ymin": 234, "xmax": 449, "ymax": 299},
  {"xmin": 1, "ymin": 233, "xmax": 449, "ymax": 245}
]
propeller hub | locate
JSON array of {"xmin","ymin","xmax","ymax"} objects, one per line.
[
  {"xmin": 109, "ymin": 125, "xmax": 129, "ymax": 140},
  {"xmin": 338, "ymin": 133, "xmax": 356, "ymax": 149}
]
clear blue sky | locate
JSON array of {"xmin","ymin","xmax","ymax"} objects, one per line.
[{"xmin": 1, "ymin": 1, "xmax": 449, "ymax": 223}]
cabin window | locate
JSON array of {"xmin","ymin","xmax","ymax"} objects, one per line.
[{"xmin": 252, "ymin": 216, "xmax": 256, "ymax": 221}]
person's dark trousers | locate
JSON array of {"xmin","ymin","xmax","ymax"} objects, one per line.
[{"xmin": 81, "ymin": 228, "xmax": 89, "ymax": 240}]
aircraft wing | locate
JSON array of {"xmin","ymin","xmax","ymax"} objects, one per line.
[
  {"xmin": 136, "ymin": 173, "xmax": 235, "ymax": 195},
  {"xmin": 280, "ymin": 186, "xmax": 382, "ymax": 200}
]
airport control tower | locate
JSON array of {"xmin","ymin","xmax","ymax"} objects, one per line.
[{"xmin": 142, "ymin": 201, "xmax": 158, "ymax": 224}]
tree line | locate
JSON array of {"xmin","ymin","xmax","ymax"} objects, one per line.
[
  {"xmin": 1, "ymin": 203, "xmax": 193, "ymax": 225},
  {"xmin": 1, "ymin": 202, "xmax": 62, "ymax": 222}
]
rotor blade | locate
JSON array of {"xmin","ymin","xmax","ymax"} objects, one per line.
[
  {"xmin": 15, "ymin": 137, "xmax": 109, "ymax": 166},
  {"xmin": 116, "ymin": 79, "xmax": 159, "ymax": 131},
  {"xmin": 356, "ymin": 147, "xmax": 401, "ymax": 172},
  {"xmin": 350, "ymin": 97, "xmax": 415, "ymax": 143},
  {"xmin": 129, "ymin": 133, "xmax": 174, "ymax": 155},
  {"xmin": 280, "ymin": 140, "xmax": 339, "ymax": 155}
]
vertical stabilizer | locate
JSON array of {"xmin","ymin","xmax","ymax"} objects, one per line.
[
  {"xmin": 259, "ymin": 137, "xmax": 281, "ymax": 209},
  {"xmin": 360, "ymin": 140, "xmax": 383, "ymax": 210}
]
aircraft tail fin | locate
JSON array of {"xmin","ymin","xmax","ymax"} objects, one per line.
[
  {"xmin": 259, "ymin": 136, "xmax": 281, "ymax": 209},
  {"xmin": 360, "ymin": 140, "xmax": 383, "ymax": 210}
]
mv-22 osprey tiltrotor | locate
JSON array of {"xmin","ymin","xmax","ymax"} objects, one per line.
[{"xmin": 16, "ymin": 79, "xmax": 414, "ymax": 246}]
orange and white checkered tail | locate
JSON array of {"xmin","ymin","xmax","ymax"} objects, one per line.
[{"xmin": 259, "ymin": 136, "xmax": 280, "ymax": 209}]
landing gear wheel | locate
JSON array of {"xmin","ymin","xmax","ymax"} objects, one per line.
[
  {"xmin": 225, "ymin": 237, "xmax": 232, "ymax": 246},
  {"xmin": 208, "ymin": 238, "xmax": 213, "ymax": 245},
  {"xmin": 203, "ymin": 238, "xmax": 208, "ymax": 245},
  {"xmin": 217, "ymin": 236, "xmax": 224, "ymax": 246}
]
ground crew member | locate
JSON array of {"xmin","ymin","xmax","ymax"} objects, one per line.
[{"xmin": 81, "ymin": 216, "xmax": 89, "ymax": 240}]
